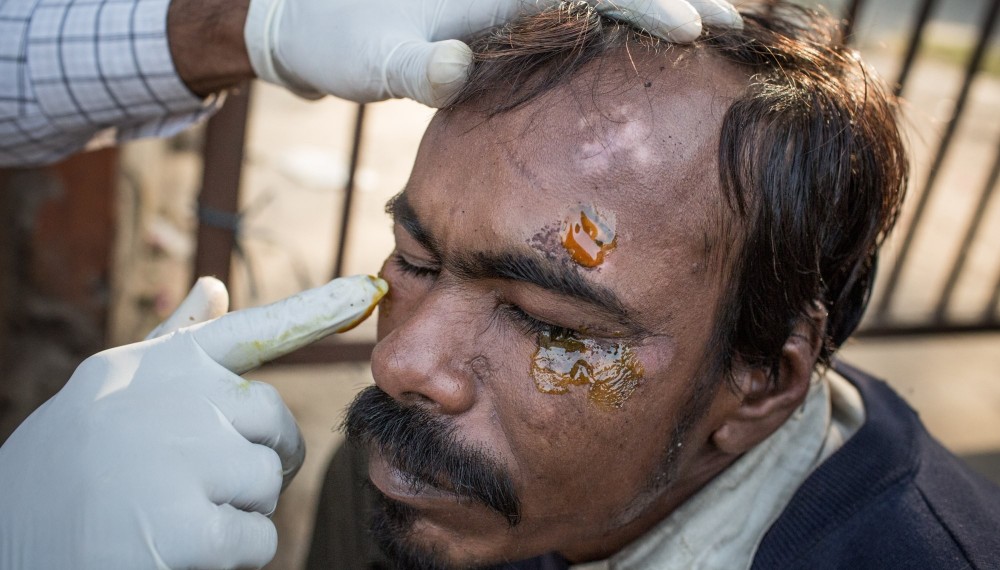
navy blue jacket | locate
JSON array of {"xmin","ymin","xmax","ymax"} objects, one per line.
[
  {"xmin": 513, "ymin": 362, "xmax": 1000, "ymax": 569},
  {"xmin": 752, "ymin": 361, "xmax": 1000, "ymax": 569}
]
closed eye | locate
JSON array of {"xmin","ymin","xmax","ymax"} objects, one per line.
[
  {"xmin": 394, "ymin": 251, "xmax": 580, "ymax": 341},
  {"xmin": 392, "ymin": 252, "xmax": 439, "ymax": 279},
  {"xmin": 499, "ymin": 303, "xmax": 577, "ymax": 340}
]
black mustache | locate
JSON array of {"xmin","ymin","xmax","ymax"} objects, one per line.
[{"xmin": 342, "ymin": 386, "xmax": 521, "ymax": 526}]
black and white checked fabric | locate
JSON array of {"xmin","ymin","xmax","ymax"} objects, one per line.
[{"xmin": 0, "ymin": 0, "xmax": 220, "ymax": 166}]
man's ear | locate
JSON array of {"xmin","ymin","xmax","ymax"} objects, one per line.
[{"xmin": 710, "ymin": 304, "xmax": 827, "ymax": 455}]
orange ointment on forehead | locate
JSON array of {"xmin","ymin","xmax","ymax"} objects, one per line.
[
  {"xmin": 561, "ymin": 205, "xmax": 616, "ymax": 268},
  {"xmin": 531, "ymin": 330, "xmax": 644, "ymax": 409}
]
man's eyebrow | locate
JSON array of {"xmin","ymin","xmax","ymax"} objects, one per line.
[
  {"xmin": 386, "ymin": 192, "xmax": 438, "ymax": 255},
  {"xmin": 453, "ymin": 251, "xmax": 645, "ymax": 332},
  {"xmin": 386, "ymin": 192, "xmax": 648, "ymax": 333}
]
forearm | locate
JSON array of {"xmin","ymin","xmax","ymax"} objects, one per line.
[
  {"xmin": 0, "ymin": 0, "xmax": 220, "ymax": 167},
  {"xmin": 167, "ymin": 0, "xmax": 255, "ymax": 96}
]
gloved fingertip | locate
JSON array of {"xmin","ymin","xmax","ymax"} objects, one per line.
[
  {"xmin": 145, "ymin": 277, "xmax": 232, "ymax": 340},
  {"xmin": 191, "ymin": 277, "xmax": 231, "ymax": 320},
  {"xmin": 727, "ymin": 11, "xmax": 744, "ymax": 31},
  {"xmin": 425, "ymin": 40, "xmax": 474, "ymax": 107},
  {"xmin": 663, "ymin": 19, "xmax": 703, "ymax": 43},
  {"xmin": 694, "ymin": 0, "xmax": 743, "ymax": 30},
  {"xmin": 726, "ymin": 2, "xmax": 744, "ymax": 30},
  {"xmin": 604, "ymin": 1, "xmax": 703, "ymax": 44},
  {"xmin": 371, "ymin": 275, "xmax": 390, "ymax": 297}
]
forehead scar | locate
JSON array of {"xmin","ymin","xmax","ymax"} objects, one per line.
[{"xmin": 528, "ymin": 223, "xmax": 565, "ymax": 261}]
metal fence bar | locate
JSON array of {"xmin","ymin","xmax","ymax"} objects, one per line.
[
  {"xmin": 872, "ymin": 0, "xmax": 1000, "ymax": 323},
  {"xmin": 987, "ymin": 246, "xmax": 1000, "ymax": 322},
  {"xmin": 332, "ymin": 104, "xmax": 366, "ymax": 279},
  {"xmin": 840, "ymin": 0, "xmax": 866, "ymax": 44},
  {"xmin": 195, "ymin": 86, "xmax": 253, "ymax": 284},
  {"xmin": 272, "ymin": 339, "xmax": 375, "ymax": 365},
  {"xmin": 268, "ymin": 103, "xmax": 376, "ymax": 367},
  {"xmin": 855, "ymin": 322, "xmax": 1000, "ymax": 338},
  {"xmin": 893, "ymin": 0, "xmax": 937, "ymax": 97},
  {"xmin": 933, "ymin": 135, "xmax": 1000, "ymax": 321},
  {"xmin": 193, "ymin": 92, "xmax": 379, "ymax": 365}
]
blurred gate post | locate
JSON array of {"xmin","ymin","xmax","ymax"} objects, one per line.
[{"xmin": 195, "ymin": 85, "xmax": 253, "ymax": 283}]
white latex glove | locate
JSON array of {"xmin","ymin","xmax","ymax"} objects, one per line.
[
  {"xmin": 0, "ymin": 275, "xmax": 387, "ymax": 570},
  {"xmin": 244, "ymin": 0, "xmax": 742, "ymax": 106}
]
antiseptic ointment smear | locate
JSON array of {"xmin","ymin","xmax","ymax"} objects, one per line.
[
  {"xmin": 561, "ymin": 204, "xmax": 616, "ymax": 268},
  {"xmin": 531, "ymin": 329, "xmax": 643, "ymax": 409}
]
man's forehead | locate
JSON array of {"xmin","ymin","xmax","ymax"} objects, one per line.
[
  {"xmin": 548, "ymin": 46, "xmax": 744, "ymax": 145},
  {"xmin": 418, "ymin": 47, "xmax": 742, "ymax": 251},
  {"xmin": 398, "ymin": 46, "xmax": 747, "ymax": 321},
  {"xmin": 433, "ymin": 45, "xmax": 745, "ymax": 200}
]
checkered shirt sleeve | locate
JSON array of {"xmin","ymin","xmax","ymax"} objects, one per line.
[{"xmin": 0, "ymin": 0, "xmax": 221, "ymax": 166}]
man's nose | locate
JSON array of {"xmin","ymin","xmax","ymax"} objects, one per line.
[{"xmin": 370, "ymin": 289, "xmax": 477, "ymax": 415}]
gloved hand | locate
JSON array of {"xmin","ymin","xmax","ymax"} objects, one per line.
[
  {"xmin": 244, "ymin": 0, "xmax": 742, "ymax": 106},
  {"xmin": 0, "ymin": 275, "xmax": 387, "ymax": 569}
]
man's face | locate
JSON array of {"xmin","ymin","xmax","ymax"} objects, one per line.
[{"xmin": 350, "ymin": 50, "xmax": 746, "ymax": 566}]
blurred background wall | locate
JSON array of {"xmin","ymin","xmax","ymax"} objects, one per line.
[{"xmin": 0, "ymin": 0, "xmax": 997, "ymax": 568}]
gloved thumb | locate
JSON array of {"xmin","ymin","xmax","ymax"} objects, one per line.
[
  {"xmin": 386, "ymin": 39, "xmax": 473, "ymax": 108},
  {"xmin": 598, "ymin": 0, "xmax": 701, "ymax": 42},
  {"xmin": 145, "ymin": 277, "xmax": 230, "ymax": 340}
]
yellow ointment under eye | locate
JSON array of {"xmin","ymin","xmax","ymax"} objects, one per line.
[
  {"xmin": 561, "ymin": 205, "xmax": 617, "ymax": 268},
  {"xmin": 530, "ymin": 329, "xmax": 644, "ymax": 409}
]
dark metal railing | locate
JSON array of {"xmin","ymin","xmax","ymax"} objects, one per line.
[
  {"xmin": 194, "ymin": 87, "xmax": 251, "ymax": 285},
  {"xmin": 332, "ymin": 105, "xmax": 367, "ymax": 279},
  {"xmin": 193, "ymin": 86, "xmax": 376, "ymax": 363},
  {"xmin": 863, "ymin": 0, "xmax": 1000, "ymax": 336},
  {"xmin": 193, "ymin": 0, "xmax": 1000, "ymax": 364}
]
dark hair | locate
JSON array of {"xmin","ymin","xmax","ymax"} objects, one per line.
[{"xmin": 447, "ymin": 1, "xmax": 908, "ymax": 384}]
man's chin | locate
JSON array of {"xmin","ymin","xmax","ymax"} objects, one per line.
[
  {"xmin": 365, "ymin": 451, "xmax": 529, "ymax": 567},
  {"xmin": 370, "ymin": 490, "xmax": 505, "ymax": 570},
  {"xmin": 370, "ymin": 492, "xmax": 449, "ymax": 570}
]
